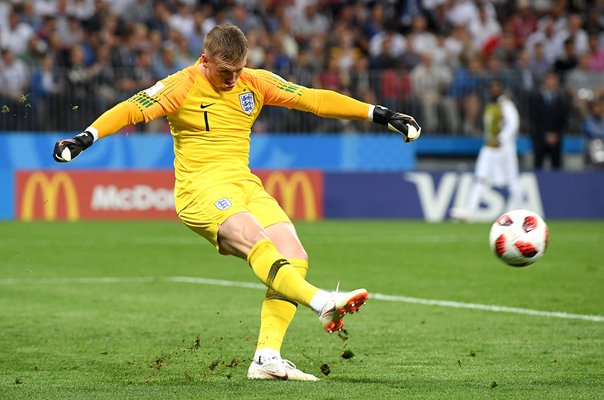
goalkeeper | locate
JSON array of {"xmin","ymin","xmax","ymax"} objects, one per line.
[{"xmin": 53, "ymin": 24, "xmax": 421, "ymax": 381}]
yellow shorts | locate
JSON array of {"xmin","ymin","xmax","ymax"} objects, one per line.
[{"xmin": 177, "ymin": 179, "xmax": 291, "ymax": 252}]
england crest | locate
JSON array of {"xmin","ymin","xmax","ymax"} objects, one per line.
[{"xmin": 239, "ymin": 92, "xmax": 254, "ymax": 115}]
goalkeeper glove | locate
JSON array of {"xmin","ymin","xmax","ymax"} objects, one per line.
[
  {"xmin": 53, "ymin": 131, "xmax": 94, "ymax": 162},
  {"xmin": 373, "ymin": 105, "xmax": 421, "ymax": 143}
]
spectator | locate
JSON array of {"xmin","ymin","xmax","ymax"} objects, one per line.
[
  {"xmin": 508, "ymin": 0, "xmax": 538, "ymax": 50},
  {"xmin": 469, "ymin": 1, "xmax": 502, "ymax": 55},
  {"xmin": 168, "ymin": 2, "xmax": 195, "ymax": 38},
  {"xmin": 446, "ymin": 0, "xmax": 480, "ymax": 27},
  {"xmin": 566, "ymin": 53, "xmax": 604, "ymax": 116},
  {"xmin": 380, "ymin": 61, "xmax": 415, "ymax": 117},
  {"xmin": 146, "ymin": 1, "xmax": 171, "ymax": 40},
  {"xmin": 34, "ymin": 0, "xmax": 59, "ymax": 20},
  {"xmin": 424, "ymin": 1, "xmax": 453, "ymax": 36},
  {"xmin": 66, "ymin": 0, "xmax": 95, "ymax": 21},
  {"xmin": 0, "ymin": 9, "xmax": 34, "ymax": 56},
  {"xmin": 0, "ymin": 48, "xmax": 31, "ymax": 130},
  {"xmin": 528, "ymin": 41, "xmax": 552, "ymax": 79},
  {"xmin": 483, "ymin": 56, "xmax": 514, "ymax": 95},
  {"xmin": 444, "ymin": 24, "xmax": 472, "ymax": 68},
  {"xmin": 400, "ymin": 33, "xmax": 422, "ymax": 71},
  {"xmin": 450, "ymin": 55, "xmax": 484, "ymax": 135},
  {"xmin": 227, "ymin": 4, "xmax": 263, "ymax": 35},
  {"xmin": 188, "ymin": 7, "xmax": 210, "ymax": 56},
  {"xmin": 510, "ymin": 50, "xmax": 536, "ymax": 132},
  {"xmin": 529, "ymin": 71, "xmax": 569, "ymax": 170},
  {"xmin": 584, "ymin": 5, "xmax": 604, "ymax": 35},
  {"xmin": 554, "ymin": 14, "xmax": 589, "ymax": 57},
  {"xmin": 368, "ymin": 20, "xmax": 406, "ymax": 67},
  {"xmin": 525, "ymin": 17, "xmax": 560, "ymax": 63},
  {"xmin": 92, "ymin": 43, "xmax": 116, "ymax": 113},
  {"xmin": 410, "ymin": 15, "xmax": 436, "ymax": 52},
  {"xmin": 153, "ymin": 42, "xmax": 186, "ymax": 78},
  {"xmin": 493, "ymin": 31, "xmax": 519, "ymax": 66},
  {"xmin": 411, "ymin": 51, "xmax": 457, "ymax": 133},
  {"xmin": 583, "ymin": 98, "xmax": 604, "ymax": 167},
  {"xmin": 56, "ymin": 14, "xmax": 85, "ymax": 52},
  {"xmin": 118, "ymin": 0, "xmax": 154, "ymax": 25},
  {"xmin": 586, "ymin": 33, "xmax": 604, "ymax": 72},
  {"xmin": 30, "ymin": 53, "xmax": 63, "ymax": 130},
  {"xmin": 291, "ymin": 1, "xmax": 330, "ymax": 47},
  {"xmin": 553, "ymin": 38, "xmax": 578, "ymax": 78},
  {"xmin": 360, "ymin": 2, "xmax": 386, "ymax": 41},
  {"xmin": 63, "ymin": 45, "xmax": 98, "ymax": 130}
]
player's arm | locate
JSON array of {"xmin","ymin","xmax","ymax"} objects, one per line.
[
  {"xmin": 297, "ymin": 89, "xmax": 421, "ymax": 142},
  {"xmin": 53, "ymin": 70, "xmax": 194, "ymax": 162},
  {"xmin": 253, "ymin": 70, "xmax": 421, "ymax": 142}
]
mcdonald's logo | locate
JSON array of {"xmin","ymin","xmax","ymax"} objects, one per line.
[
  {"xmin": 262, "ymin": 171, "xmax": 323, "ymax": 221},
  {"xmin": 19, "ymin": 172, "xmax": 80, "ymax": 221}
]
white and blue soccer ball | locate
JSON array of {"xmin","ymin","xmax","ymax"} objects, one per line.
[{"xmin": 489, "ymin": 209, "xmax": 549, "ymax": 267}]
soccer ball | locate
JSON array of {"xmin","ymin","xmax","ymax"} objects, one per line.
[{"xmin": 489, "ymin": 209, "xmax": 549, "ymax": 267}]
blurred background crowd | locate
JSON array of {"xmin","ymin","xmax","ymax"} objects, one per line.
[{"xmin": 0, "ymin": 0, "xmax": 603, "ymax": 145}]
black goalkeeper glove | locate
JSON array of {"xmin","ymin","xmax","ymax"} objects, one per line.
[
  {"xmin": 53, "ymin": 131, "xmax": 94, "ymax": 162},
  {"xmin": 373, "ymin": 105, "xmax": 422, "ymax": 143}
]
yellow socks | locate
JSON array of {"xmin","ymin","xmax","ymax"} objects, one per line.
[
  {"xmin": 247, "ymin": 240, "xmax": 318, "ymax": 307},
  {"xmin": 255, "ymin": 258, "xmax": 308, "ymax": 352}
]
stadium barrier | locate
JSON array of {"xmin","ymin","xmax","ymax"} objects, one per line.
[{"xmin": 0, "ymin": 133, "xmax": 601, "ymax": 221}]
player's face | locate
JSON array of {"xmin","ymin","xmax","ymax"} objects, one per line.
[{"xmin": 201, "ymin": 54, "xmax": 247, "ymax": 92}]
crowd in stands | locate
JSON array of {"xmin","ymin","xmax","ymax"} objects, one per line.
[{"xmin": 1, "ymin": 0, "xmax": 604, "ymax": 138}]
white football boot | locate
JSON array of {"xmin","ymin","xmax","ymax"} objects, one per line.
[
  {"xmin": 247, "ymin": 356, "xmax": 319, "ymax": 381},
  {"xmin": 318, "ymin": 288, "xmax": 368, "ymax": 333}
]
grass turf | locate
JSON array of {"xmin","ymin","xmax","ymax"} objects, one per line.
[{"xmin": 1, "ymin": 220, "xmax": 603, "ymax": 399}]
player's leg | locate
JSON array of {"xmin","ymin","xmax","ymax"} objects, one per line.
[
  {"xmin": 217, "ymin": 212, "xmax": 322, "ymax": 307},
  {"xmin": 255, "ymin": 222, "xmax": 307, "ymax": 355},
  {"xmin": 246, "ymin": 183, "xmax": 367, "ymax": 333},
  {"xmin": 221, "ymin": 212, "xmax": 367, "ymax": 380},
  {"xmin": 246, "ymin": 221, "xmax": 318, "ymax": 380}
]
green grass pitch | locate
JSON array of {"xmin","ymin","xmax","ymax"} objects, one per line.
[{"xmin": 1, "ymin": 220, "xmax": 603, "ymax": 399}]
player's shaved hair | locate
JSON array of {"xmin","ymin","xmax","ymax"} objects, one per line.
[{"xmin": 204, "ymin": 24, "xmax": 248, "ymax": 64}]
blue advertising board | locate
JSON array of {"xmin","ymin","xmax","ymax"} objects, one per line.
[
  {"xmin": 1, "ymin": 133, "xmax": 602, "ymax": 220},
  {"xmin": 0, "ymin": 133, "xmax": 415, "ymax": 171},
  {"xmin": 324, "ymin": 171, "xmax": 604, "ymax": 221}
]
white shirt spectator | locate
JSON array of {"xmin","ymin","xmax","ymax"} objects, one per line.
[
  {"xmin": 469, "ymin": 7, "xmax": 501, "ymax": 51},
  {"xmin": 33, "ymin": 0, "xmax": 58, "ymax": 19},
  {"xmin": 66, "ymin": 0, "xmax": 95, "ymax": 20},
  {"xmin": 447, "ymin": 0, "xmax": 478, "ymax": 27},
  {"xmin": 0, "ymin": 16, "xmax": 34, "ymax": 56},
  {"xmin": 525, "ymin": 18, "xmax": 560, "ymax": 63},
  {"xmin": 553, "ymin": 14, "xmax": 589, "ymax": 57},
  {"xmin": 0, "ymin": 51, "xmax": 30, "ymax": 99},
  {"xmin": 292, "ymin": 4, "xmax": 330, "ymax": 39},
  {"xmin": 369, "ymin": 31, "xmax": 406, "ymax": 58},
  {"xmin": 169, "ymin": 4, "xmax": 195, "ymax": 38}
]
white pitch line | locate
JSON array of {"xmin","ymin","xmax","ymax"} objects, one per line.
[
  {"xmin": 1, "ymin": 276, "xmax": 603, "ymax": 323},
  {"xmin": 370, "ymin": 293, "xmax": 604, "ymax": 322}
]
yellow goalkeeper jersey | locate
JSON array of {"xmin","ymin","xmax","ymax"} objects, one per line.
[{"xmin": 89, "ymin": 58, "xmax": 372, "ymax": 212}]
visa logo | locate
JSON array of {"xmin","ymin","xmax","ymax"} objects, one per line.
[{"xmin": 405, "ymin": 172, "xmax": 544, "ymax": 222}]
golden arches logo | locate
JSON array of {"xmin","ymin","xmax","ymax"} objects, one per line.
[
  {"xmin": 21, "ymin": 172, "xmax": 79, "ymax": 221},
  {"xmin": 264, "ymin": 171, "xmax": 318, "ymax": 221}
]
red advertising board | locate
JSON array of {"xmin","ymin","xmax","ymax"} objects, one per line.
[{"xmin": 15, "ymin": 170, "xmax": 323, "ymax": 221}]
